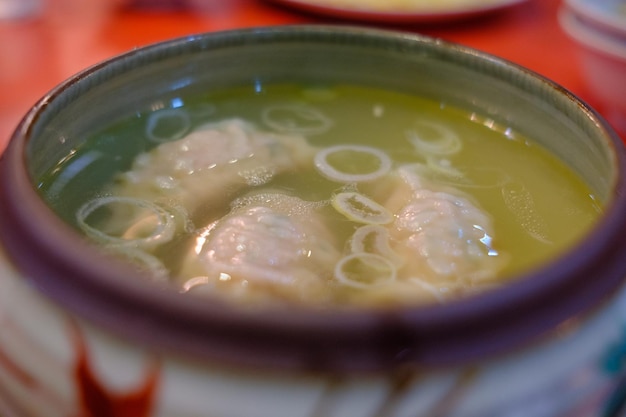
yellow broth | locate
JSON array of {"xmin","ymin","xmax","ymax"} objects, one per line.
[{"xmin": 38, "ymin": 84, "xmax": 602, "ymax": 307}]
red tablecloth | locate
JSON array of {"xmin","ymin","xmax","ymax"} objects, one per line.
[{"xmin": 0, "ymin": 0, "xmax": 614, "ymax": 151}]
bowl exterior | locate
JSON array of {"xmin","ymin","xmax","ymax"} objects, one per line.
[{"xmin": 2, "ymin": 247, "xmax": 626, "ymax": 417}]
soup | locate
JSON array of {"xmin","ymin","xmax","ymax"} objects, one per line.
[{"xmin": 38, "ymin": 84, "xmax": 601, "ymax": 308}]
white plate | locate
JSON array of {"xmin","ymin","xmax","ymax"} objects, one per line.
[{"xmin": 266, "ymin": 0, "xmax": 531, "ymax": 23}]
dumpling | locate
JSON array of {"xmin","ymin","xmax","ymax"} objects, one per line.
[
  {"xmin": 177, "ymin": 192, "xmax": 341, "ymax": 305},
  {"xmin": 111, "ymin": 118, "xmax": 317, "ymax": 218},
  {"xmin": 384, "ymin": 165, "xmax": 507, "ymax": 298}
]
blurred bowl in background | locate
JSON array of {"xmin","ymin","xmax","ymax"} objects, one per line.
[
  {"xmin": 0, "ymin": 0, "xmax": 41, "ymax": 19},
  {"xmin": 263, "ymin": 0, "xmax": 531, "ymax": 23},
  {"xmin": 564, "ymin": 0, "xmax": 626, "ymax": 39},
  {"xmin": 560, "ymin": 0, "xmax": 626, "ymax": 136}
]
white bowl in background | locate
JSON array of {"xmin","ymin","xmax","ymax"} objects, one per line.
[
  {"xmin": 564, "ymin": 0, "xmax": 626, "ymax": 39},
  {"xmin": 559, "ymin": 4, "xmax": 626, "ymax": 136}
]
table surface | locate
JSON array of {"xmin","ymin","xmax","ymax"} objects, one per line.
[{"xmin": 0, "ymin": 0, "xmax": 617, "ymax": 152}]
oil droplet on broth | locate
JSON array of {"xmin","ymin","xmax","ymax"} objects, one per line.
[{"xmin": 501, "ymin": 181, "xmax": 552, "ymax": 244}]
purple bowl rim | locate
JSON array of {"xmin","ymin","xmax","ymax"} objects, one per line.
[{"xmin": 2, "ymin": 25, "xmax": 626, "ymax": 372}]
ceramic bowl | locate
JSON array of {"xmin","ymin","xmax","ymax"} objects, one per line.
[
  {"xmin": 563, "ymin": 0, "xmax": 626, "ymax": 39},
  {"xmin": 560, "ymin": 0, "xmax": 626, "ymax": 136},
  {"xmin": 1, "ymin": 25, "xmax": 626, "ymax": 417}
]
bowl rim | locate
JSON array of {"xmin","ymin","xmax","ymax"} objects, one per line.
[{"xmin": 1, "ymin": 24, "xmax": 626, "ymax": 372}]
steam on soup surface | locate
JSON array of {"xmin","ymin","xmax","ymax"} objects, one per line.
[{"xmin": 39, "ymin": 84, "xmax": 601, "ymax": 308}]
